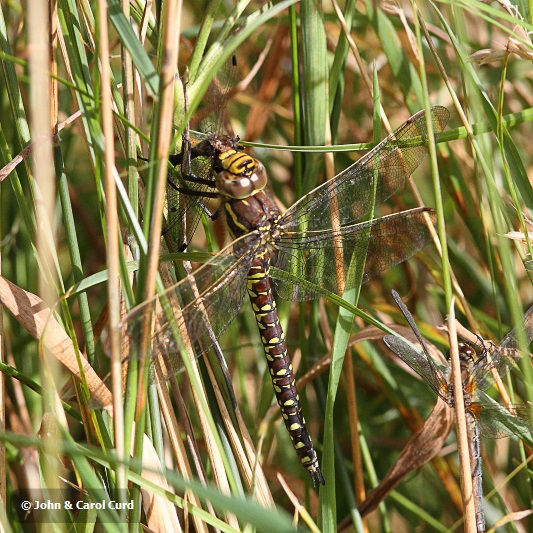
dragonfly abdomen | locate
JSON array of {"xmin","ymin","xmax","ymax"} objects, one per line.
[
  {"xmin": 466, "ymin": 409, "xmax": 485, "ymax": 532},
  {"xmin": 247, "ymin": 256, "xmax": 325, "ymax": 486}
]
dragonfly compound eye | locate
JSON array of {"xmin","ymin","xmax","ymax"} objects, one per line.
[
  {"xmin": 458, "ymin": 343, "xmax": 476, "ymax": 362},
  {"xmin": 216, "ymin": 161, "xmax": 268, "ymax": 199}
]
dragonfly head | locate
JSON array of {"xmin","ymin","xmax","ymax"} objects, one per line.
[
  {"xmin": 458, "ymin": 343, "xmax": 476, "ymax": 363},
  {"xmin": 215, "ymin": 159, "xmax": 268, "ymax": 199}
]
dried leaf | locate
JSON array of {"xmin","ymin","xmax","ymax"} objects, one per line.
[
  {"xmin": 0, "ymin": 275, "xmax": 112, "ymax": 407},
  {"xmin": 359, "ymin": 398, "xmax": 454, "ymax": 516},
  {"xmin": 488, "ymin": 509, "xmax": 533, "ymax": 532},
  {"xmin": 505, "ymin": 230, "xmax": 533, "ymax": 243}
]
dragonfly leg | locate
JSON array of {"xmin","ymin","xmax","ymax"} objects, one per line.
[{"xmin": 168, "ymin": 196, "xmax": 220, "ymax": 221}]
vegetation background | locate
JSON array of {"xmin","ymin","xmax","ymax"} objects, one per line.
[{"xmin": 0, "ymin": 0, "xmax": 532, "ymax": 531}]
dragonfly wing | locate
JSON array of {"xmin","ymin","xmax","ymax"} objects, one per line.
[
  {"xmin": 383, "ymin": 334, "xmax": 450, "ymax": 402},
  {"xmin": 193, "ymin": 52, "xmax": 237, "ymax": 134},
  {"xmin": 476, "ymin": 393, "xmax": 532, "ymax": 439},
  {"xmin": 165, "ymin": 163, "xmax": 219, "ymax": 250},
  {"xmin": 165, "ymin": 56, "xmax": 237, "ymax": 249},
  {"xmin": 122, "ymin": 232, "xmax": 259, "ymax": 379},
  {"xmin": 280, "ymin": 107, "xmax": 449, "ymax": 232},
  {"xmin": 272, "ymin": 208, "xmax": 435, "ymax": 301},
  {"xmin": 474, "ymin": 303, "xmax": 533, "ymax": 390}
]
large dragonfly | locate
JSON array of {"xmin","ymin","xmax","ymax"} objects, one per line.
[
  {"xmin": 128, "ymin": 107, "xmax": 449, "ymax": 486},
  {"xmin": 384, "ymin": 290, "xmax": 532, "ymax": 532}
]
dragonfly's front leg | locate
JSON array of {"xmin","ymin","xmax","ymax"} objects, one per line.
[
  {"xmin": 168, "ymin": 136, "xmax": 217, "ymax": 188},
  {"xmin": 166, "ymin": 135, "xmax": 220, "ymax": 228}
]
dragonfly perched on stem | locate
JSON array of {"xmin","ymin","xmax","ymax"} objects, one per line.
[
  {"xmin": 127, "ymin": 107, "xmax": 449, "ymax": 486},
  {"xmin": 383, "ymin": 290, "xmax": 533, "ymax": 532}
]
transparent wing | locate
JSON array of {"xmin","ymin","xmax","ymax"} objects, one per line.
[
  {"xmin": 384, "ymin": 290, "xmax": 452, "ymax": 402},
  {"xmin": 122, "ymin": 232, "xmax": 260, "ymax": 379},
  {"xmin": 165, "ymin": 55, "xmax": 237, "ymax": 250},
  {"xmin": 280, "ymin": 107, "xmax": 449, "ymax": 232},
  {"xmin": 193, "ymin": 52, "xmax": 237, "ymax": 135},
  {"xmin": 473, "ymin": 304, "xmax": 533, "ymax": 390},
  {"xmin": 272, "ymin": 208, "xmax": 435, "ymax": 301},
  {"xmin": 165, "ymin": 154, "xmax": 219, "ymax": 251},
  {"xmin": 383, "ymin": 334, "xmax": 450, "ymax": 402},
  {"xmin": 476, "ymin": 393, "xmax": 532, "ymax": 439}
]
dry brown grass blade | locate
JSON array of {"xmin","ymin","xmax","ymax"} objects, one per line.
[
  {"xmin": 277, "ymin": 473, "xmax": 321, "ymax": 532},
  {"xmin": 448, "ymin": 300, "xmax": 477, "ymax": 533},
  {"xmin": 488, "ymin": 509, "xmax": 533, "ymax": 532},
  {"xmin": 137, "ymin": 431, "xmax": 182, "ymax": 533},
  {"xmin": 344, "ymin": 347, "xmax": 366, "ymax": 530},
  {"xmin": 0, "ymin": 276, "xmax": 182, "ymax": 529},
  {"xmin": 0, "ymin": 112, "xmax": 81, "ymax": 183},
  {"xmin": 0, "ymin": 276, "xmax": 112, "ymax": 407},
  {"xmin": 153, "ymin": 364, "xmax": 204, "ymax": 532},
  {"xmin": 359, "ymin": 398, "xmax": 454, "ymax": 516},
  {"xmin": 203, "ymin": 356, "xmax": 274, "ymax": 508}
]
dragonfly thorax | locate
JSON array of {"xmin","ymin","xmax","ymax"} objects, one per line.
[{"xmin": 458, "ymin": 344, "xmax": 477, "ymax": 401}]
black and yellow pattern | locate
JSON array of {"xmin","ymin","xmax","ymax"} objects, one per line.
[
  {"xmin": 131, "ymin": 108, "xmax": 451, "ymax": 486},
  {"xmin": 247, "ymin": 255, "xmax": 324, "ymax": 485},
  {"xmin": 220, "ymin": 157, "xmax": 325, "ymax": 484},
  {"xmin": 217, "ymin": 146, "xmax": 256, "ymax": 176}
]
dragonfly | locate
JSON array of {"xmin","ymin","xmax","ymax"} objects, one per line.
[
  {"xmin": 383, "ymin": 290, "xmax": 533, "ymax": 532},
  {"xmin": 127, "ymin": 107, "xmax": 450, "ymax": 486}
]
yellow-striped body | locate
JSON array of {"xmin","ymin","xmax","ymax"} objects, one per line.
[
  {"xmin": 215, "ymin": 143, "xmax": 324, "ymax": 486},
  {"xmin": 246, "ymin": 253, "xmax": 323, "ymax": 485}
]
